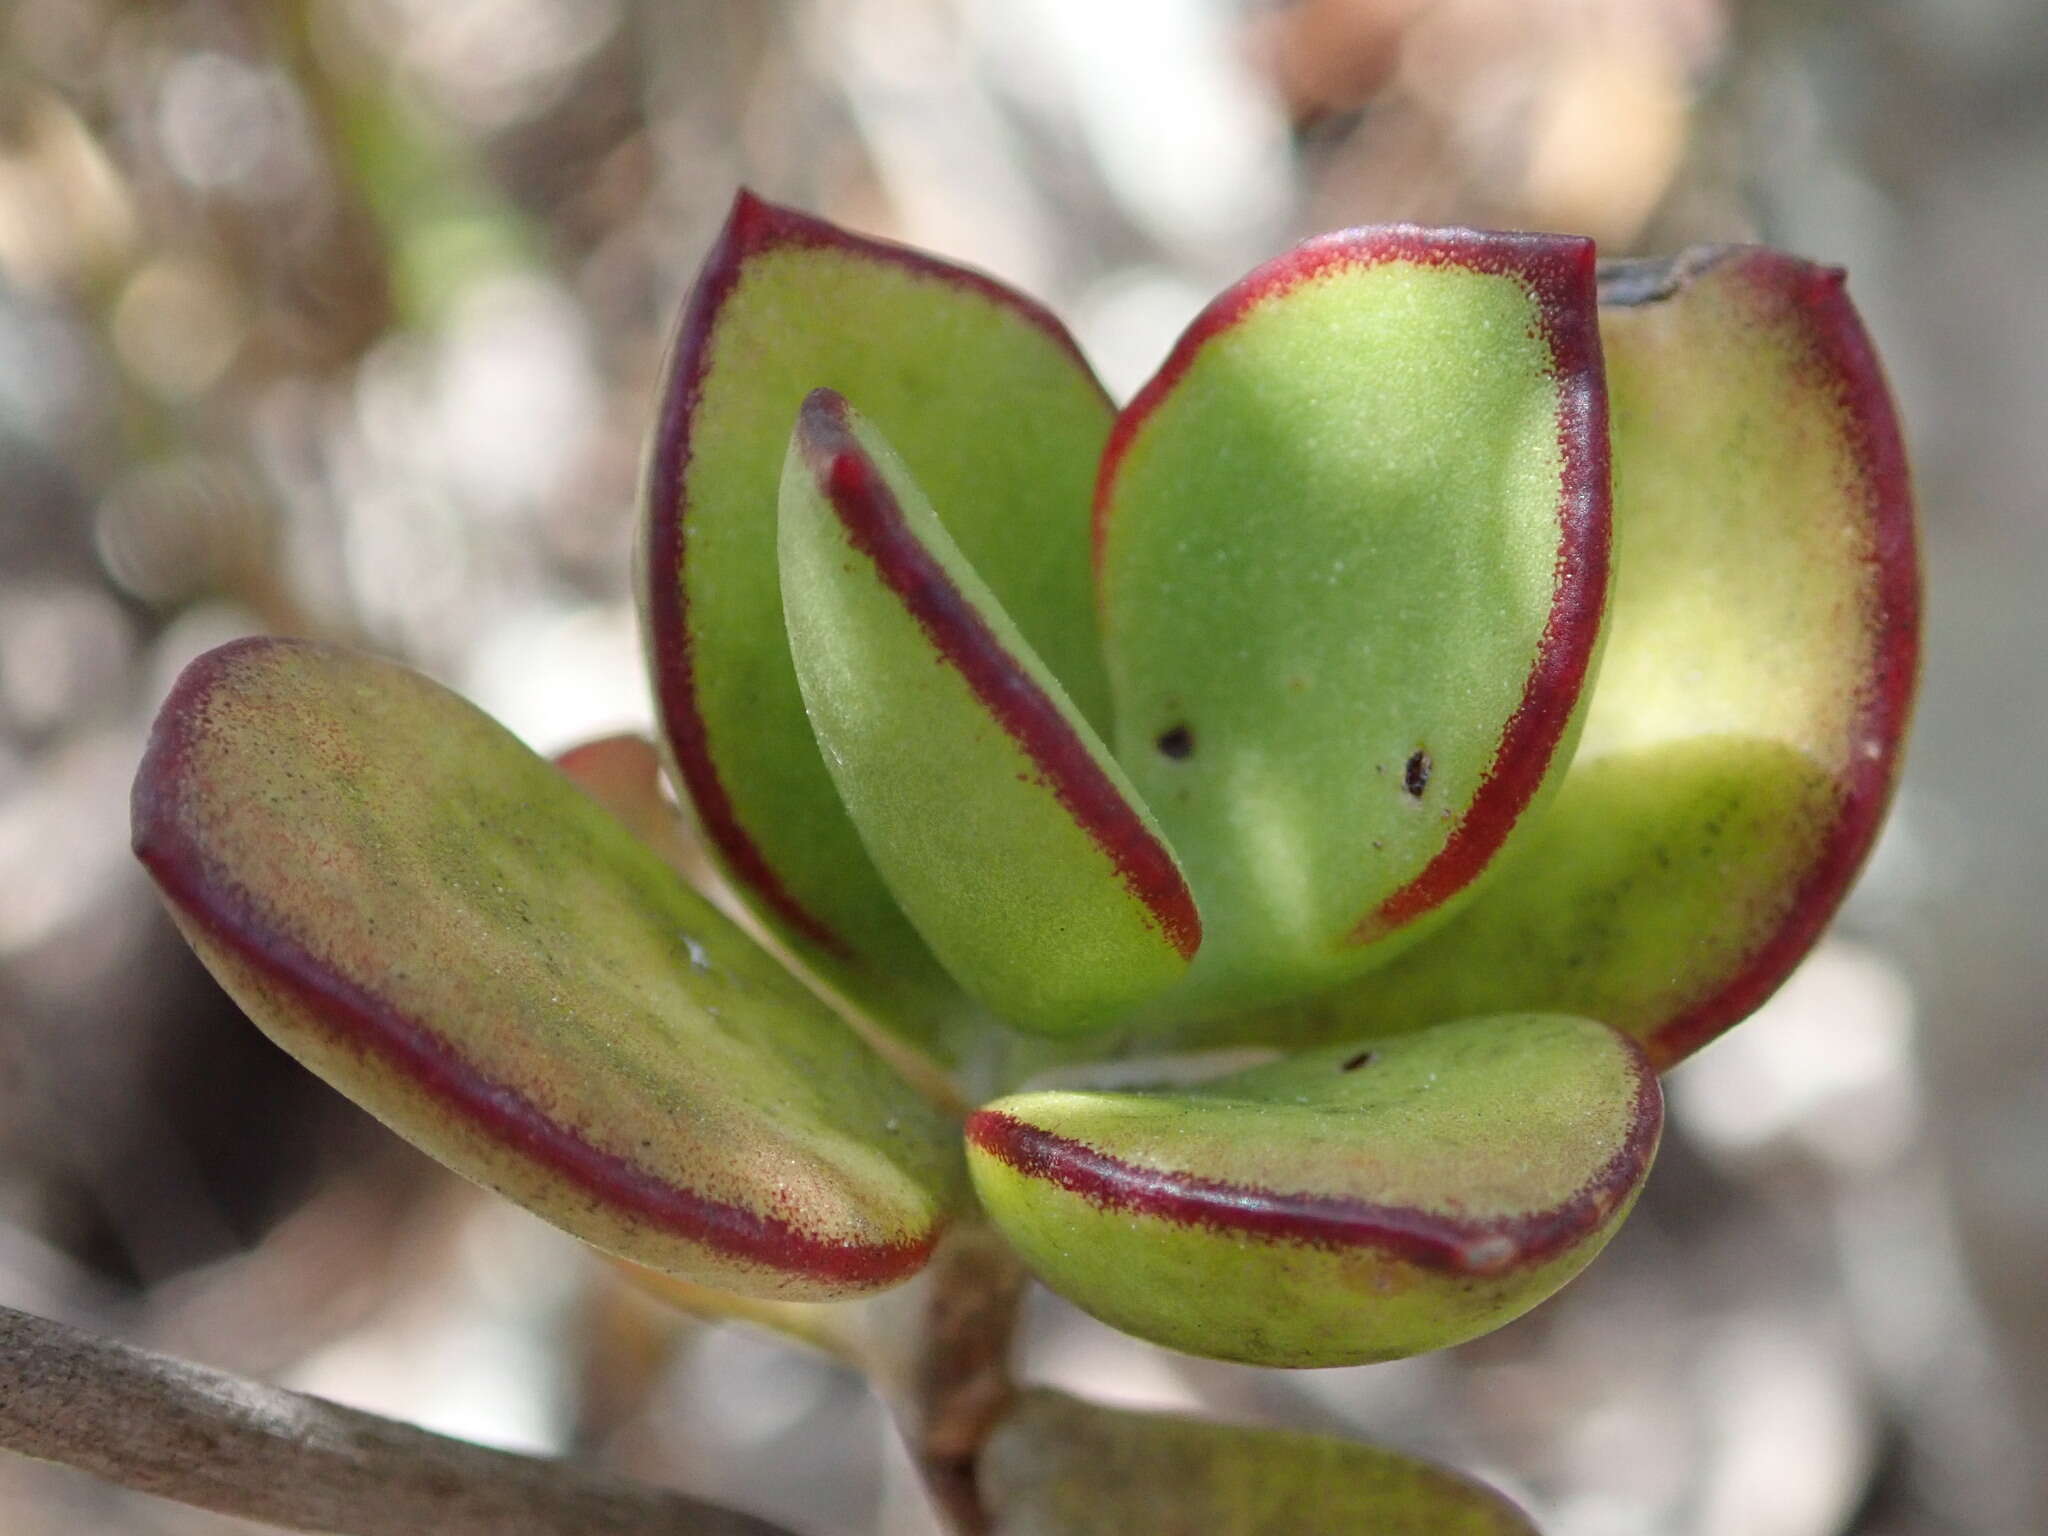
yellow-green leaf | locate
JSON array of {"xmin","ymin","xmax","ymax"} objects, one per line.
[
  {"xmin": 133, "ymin": 639, "xmax": 959, "ymax": 1300},
  {"xmin": 1208, "ymin": 247, "xmax": 1919, "ymax": 1068},
  {"xmin": 968, "ymin": 1014, "xmax": 1658, "ymax": 1367},
  {"xmin": 640, "ymin": 191, "xmax": 1115, "ymax": 1054},
  {"xmin": 984, "ymin": 1390, "xmax": 1539, "ymax": 1535},
  {"xmin": 1096, "ymin": 226, "xmax": 1610, "ymax": 1018}
]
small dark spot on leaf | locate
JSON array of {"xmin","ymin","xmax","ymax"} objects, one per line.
[
  {"xmin": 1157, "ymin": 724, "xmax": 1194, "ymax": 760},
  {"xmin": 1341, "ymin": 1051, "xmax": 1376, "ymax": 1072},
  {"xmin": 1404, "ymin": 750, "xmax": 1432, "ymax": 797}
]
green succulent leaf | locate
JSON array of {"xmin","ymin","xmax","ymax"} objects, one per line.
[
  {"xmin": 983, "ymin": 1389, "xmax": 1539, "ymax": 1536},
  {"xmin": 967, "ymin": 1013, "xmax": 1658, "ymax": 1367},
  {"xmin": 1096, "ymin": 226, "xmax": 1611, "ymax": 1017},
  {"xmin": 779, "ymin": 392, "xmax": 1201, "ymax": 1037},
  {"xmin": 1205, "ymin": 248, "xmax": 1919, "ymax": 1068},
  {"xmin": 640, "ymin": 190, "xmax": 1115, "ymax": 1053},
  {"xmin": 132, "ymin": 639, "xmax": 959, "ymax": 1301}
]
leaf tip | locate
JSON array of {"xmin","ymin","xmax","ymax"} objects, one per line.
[{"xmin": 792, "ymin": 384, "xmax": 855, "ymax": 466}]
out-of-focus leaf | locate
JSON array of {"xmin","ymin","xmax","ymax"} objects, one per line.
[
  {"xmin": 1207, "ymin": 248, "xmax": 1918, "ymax": 1068},
  {"xmin": 639, "ymin": 191, "xmax": 1115, "ymax": 1054},
  {"xmin": 1096, "ymin": 226, "xmax": 1609, "ymax": 1017},
  {"xmin": 967, "ymin": 1014, "xmax": 1658, "ymax": 1366},
  {"xmin": 779, "ymin": 392, "xmax": 1199, "ymax": 1037},
  {"xmin": 552, "ymin": 732, "xmax": 701, "ymax": 873},
  {"xmin": 983, "ymin": 1389, "xmax": 1539, "ymax": 1535},
  {"xmin": 133, "ymin": 639, "xmax": 959, "ymax": 1300}
]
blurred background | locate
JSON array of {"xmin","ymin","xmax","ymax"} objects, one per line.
[{"xmin": 1, "ymin": 1, "xmax": 2044, "ymax": 1531}]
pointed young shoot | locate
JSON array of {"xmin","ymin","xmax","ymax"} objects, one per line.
[
  {"xmin": 967, "ymin": 1014, "xmax": 1659, "ymax": 1367},
  {"xmin": 640, "ymin": 191, "xmax": 1116, "ymax": 1053},
  {"xmin": 1095, "ymin": 226, "xmax": 1610, "ymax": 1016},
  {"xmin": 780, "ymin": 392, "xmax": 1200, "ymax": 1037},
  {"xmin": 134, "ymin": 640, "xmax": 959, "ymax": 1301}
]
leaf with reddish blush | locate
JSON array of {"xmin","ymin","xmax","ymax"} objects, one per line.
[
  {"xmin": 133, "ymin": 639, "xmax": 959, "ymax": 1300},
  {"xmin": 1204, "ymin": 248, "xmax": 1919, "ymax": 1069},
  {"xmin": 983, "ymin": 1389, "xmax": 1539, "ymax": 1535},
  {"xmin": 552, "ymin": 732, "xmax": 669, "ymax": 835},
  {"xmin": 1095, "ymin": 226, "xmax": 1610, "ymax": 1018},
  {"xmin": 779, "ymin": 392, "xmax": 1200, "ymax": 1037},
  {"xmin": 966, "ymin": 1013, "xmax": 1658, "ymax": 1367},
  {"xmin": 640, "ymin": 190, "xmax": 1115, "ymax": 1054},
  {"xmin": 552, "ymin": 732, "xmax": 709, "ymax": 884}
]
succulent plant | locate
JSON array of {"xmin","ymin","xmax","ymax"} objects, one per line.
[{"xmin": 131, "ymin": 190, "xmax": 1917, "ymax": 1527}]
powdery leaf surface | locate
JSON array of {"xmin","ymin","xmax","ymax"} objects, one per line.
[
  {"xmin": 780, "ymin": 392, "xmax": 1198, "ymax": 1037},
  {"xmin": 641, "ymin": 191, "xmax": 1115, "ymax": 1053},
  {"xmin": 134, "ymin": 639, "xmax": 959, "ymax": 1300},
  {"xmin": 968, "ymin": 1013, "xmax": 1659, "ymax": 1366},
  {"xmin": 1095, "ymin": 226, "xmax": 1610, "ymax": 1018},
  {"xmin": 1215, "ymin": 248, "xmax": 1918, "ymax": 1068}
]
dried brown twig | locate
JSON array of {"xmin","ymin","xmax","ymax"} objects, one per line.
[{"xmin": 0, "ymin": 1303, "xmax": 796, "ymax": 1536}]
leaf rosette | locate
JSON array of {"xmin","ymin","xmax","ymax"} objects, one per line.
[{"xmin": 133, "ymin": 192, "xmax": 1918, "ymax": 1373}]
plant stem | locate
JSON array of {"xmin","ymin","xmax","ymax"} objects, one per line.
[
  {"xmin": 0, "ymin": 1303, "xmax": 795, "ymax": 1536},
  {"xmin": 895, "ymin": 1225, "xmax": 1029, "ymax": 1535}
]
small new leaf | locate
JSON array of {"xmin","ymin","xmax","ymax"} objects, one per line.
[{"xmin": 780, "ymin": 391, "xmax": 1200, "ymax": 1037}]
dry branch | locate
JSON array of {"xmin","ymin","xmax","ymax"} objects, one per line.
[{"xmin": 0, "ymin": 1304, "xmax": 795, "ymax": 1536}]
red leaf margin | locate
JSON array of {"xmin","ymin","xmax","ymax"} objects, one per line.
[
  {"xmin": 1093, "ymin": 227, "xmax": 1613, "ymax": 946},
  {"xmin": 640, "ymin": 189, "xmax": 1110, "ymax": 965}
]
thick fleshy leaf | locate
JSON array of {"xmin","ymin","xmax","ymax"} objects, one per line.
[
  {"xmin": 779, "ymin": 392, "xmax": 1199, "ymax": 1037},
  {"xmin": 983, "ymin": 1390, "xmax": 1539, "ymax": 1536},
  {"xmin": 640, "ymin": 190, "xmax": 1115, "ymax": 1051},
  {"xmin": 966, "ymin": 1013, "xmax": 1658, "ymax": 1367},
  {"xmin": 1207, "ymin": 248, "xmax": 1919, "ymax": 1068},
  {"xmin": 133, "ymin": 639, "xmax": 959, "ymax": 1300},
  {"xmin": 1096, "ymin": 226, "xmax": 1610, "ymax": 1016}
]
